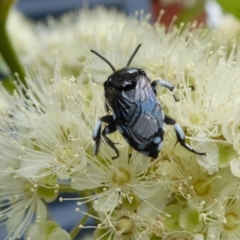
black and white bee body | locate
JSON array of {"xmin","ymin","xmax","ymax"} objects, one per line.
[{"xmin": 91, "ymin": 44, "xmax": 206, "ymax": 159}]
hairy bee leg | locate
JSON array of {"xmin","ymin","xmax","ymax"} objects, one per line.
[
  {"xmin": 151, "ymin": 80, "xmax": 179, "ymax": 102},
  {"xmin": 102, "ymin": 125, "xmax": 119, "ymax": 160},
  {"xmin": 93, "ymin": 115, "xmax": 115, "ymax": 156},
  {"xmin": 164, "ymin": 116, "xmax": 206, "ymax": 156}
]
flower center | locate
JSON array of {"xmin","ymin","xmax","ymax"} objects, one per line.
[
  {"xmin": 190, "ymin": 112, "xmax": 204, "ymax": 125},
  {"xmin": 224, "ymin": 213, "xmax": 239, "ymax": 230},
  {"xmin": 193, "ymin": 179, "xmax": 209, "ymax": 196},
  {"xmin": 112, "ymin": 166, "xmax": 131, "ymax": 185},
  {"xmin": 116, "ymin": 216, "xmax": 134, "ymax": 235}
]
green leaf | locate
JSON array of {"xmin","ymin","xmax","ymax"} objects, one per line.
[
  {"xmin": 0, "ymin": 24, "xmax": 26, "ymax": 87},
  {"xmin": 0, "ymin": 0, "xmax": 26, "ymax": 88},
  {"xmin": 0, "ymin": 0, "xmax": 15, "ymax": 23},
  {"xmin": 175, "ymin": 1, "xmax": 205, "ymax": 26},
  {"xmin": 217, "ymin": 0, "xmax": 240, "ymax": 20}
]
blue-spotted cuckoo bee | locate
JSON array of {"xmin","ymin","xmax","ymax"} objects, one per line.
[{"xmin": 91, "ymin": 44, "xmax": 206, "ymax": 159}]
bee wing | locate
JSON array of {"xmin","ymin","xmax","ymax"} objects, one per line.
[{"xmin": 119, "ymin": 76, "xmax": 164, "ymax": 144}]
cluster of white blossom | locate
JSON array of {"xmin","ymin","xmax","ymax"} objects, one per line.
[{"xmin": 2, "ymin": 7, "xmax": 240, "ymax": 240}]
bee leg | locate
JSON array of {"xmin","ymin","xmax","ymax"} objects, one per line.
[
  {"xmin": 102, "ymin": 124, "xmax": 119, "ymax": 160},
  {"xmin": 164, "ymin": 116, "xmax": 206, "ymax": 156},
  {"xmin": 151, "ymin": 80, "xmax": 179, "ymax": 102},
  {"xmin": 93, "ymin": 115, "xmax": 115, "ymax": 156}
]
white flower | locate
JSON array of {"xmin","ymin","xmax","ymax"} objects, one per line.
[
  {"xmin": 162, "ymin": 232, "xmax": 204, "ymax": 240},
  {"xmin": 25, "ymin": 220, "xmax": 71, "ymax": 240},
  {"xmin": 0, "ymin": 67, "xmax": 96, "ymax": 239},
  {"xmin": 3, "ymin": 6, "xmax": 240, "ymax": 240},
  {"xmin": 0, "ymin": 173, "xmax": 48, "ymax": 240},
  {"xmin": 15, "ymin": 7, "xmax": 132, "ymax": 77},
  {"xmin": 7, "ymin": 9, "xmax": 38, "ymax": 64},
  {"xmin": 8, "ymin": 7, "xmax": 214, "ymax": 81},
  {"xmin": 0, "ymin": 86, "xmax": 12, "ymax": 114},
  {"xmin": 92, "ymin": 190, "xmax": 169, "ymax": 240},
  {"xmin": 205, "ymin": 183, "xmax": 240, "ymax": 240},
  {"xmin": 162, "ymin": 157, "xmax": 236, "ymax": 210},
  {"xmin": 30, "ymin": 7, "xmax": 240, "ymax": 176},
  {"xmin": 222, "ymin": 97, "xmax": 240, "ymax": 152},
  {"xmin": 71, "ymin": 146, "xmax": 159, "ymax": 213},
  {"xmin": 0, "ymin": 69, "xmax": 93, "ymax": 180},
  {"xmin": 230, "ymin": 157, "xmax": 240, "ymax": 177}
]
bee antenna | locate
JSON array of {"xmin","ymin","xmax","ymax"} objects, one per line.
[
  {"xmin": 90, "ymin": 50, "xmax": 116, "ymax": 72},
  {"xmin": 126, "ymin": 44, "xmax": 141, "ymax": 67}
]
